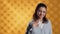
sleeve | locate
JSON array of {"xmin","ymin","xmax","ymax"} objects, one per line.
[
  {"xmin": 49, "ymin": 20, "xmax": 52, "ymax": 34},
  {"xmin": 25, "ymin": 21, "xmax": 32, "ymax": 34}
]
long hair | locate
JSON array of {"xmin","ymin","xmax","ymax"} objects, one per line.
[{"xmin": 33, "ymin": 3, "xmax": 48, "ymax": 23}]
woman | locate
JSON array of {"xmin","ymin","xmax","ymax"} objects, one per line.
[{"xmin": 26, "ymin": 3, "xmax": 52, "ymax": 34}]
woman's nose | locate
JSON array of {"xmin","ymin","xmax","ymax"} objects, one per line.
[{"xmin": 40, "ymin": 12, "xmax": 43, "ymax": 15}]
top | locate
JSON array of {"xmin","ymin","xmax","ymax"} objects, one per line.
[{"xmin": 26, "ymin": 19, "xmax": 52, "ymax": 34}]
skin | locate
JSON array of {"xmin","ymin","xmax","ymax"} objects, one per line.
[{"xmin": 33, "ymin": 7, "xmax": 47, "ymax": 27}]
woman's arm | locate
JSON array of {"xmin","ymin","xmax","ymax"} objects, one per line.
[{"xmin": 49, "ymin": 20, "xmax": 52, "ymax": 34}]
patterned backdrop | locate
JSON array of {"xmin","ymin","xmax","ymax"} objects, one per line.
[{"xmin": 0, "ymin": 0, "xmax": 60, "ymax": 34}]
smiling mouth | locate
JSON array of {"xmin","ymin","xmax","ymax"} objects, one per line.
[
  {"xmin": 39, "ymin": 14, "xmax": 42, "ymax": 16},
  {"xmin": 39, "ymin": 15, "xmax": 43, "ymax": 17}
]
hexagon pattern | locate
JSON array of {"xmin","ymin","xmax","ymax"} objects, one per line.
[{"xmin": 0, "ymin": 0, "xmax": 60, "ymax": 34}]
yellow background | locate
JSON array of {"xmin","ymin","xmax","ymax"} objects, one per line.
[{"xmin": 0, "ymin": 0, "xmax": 60, "ymax": 34}]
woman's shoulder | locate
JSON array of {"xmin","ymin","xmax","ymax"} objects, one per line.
[
  {"xmin": 46, "ymin": 19, "xmax": 52, "ymax": 26},
  {"xmin": 29, "ymin": 19, "xmax": 34, "ymax": 25},
  {"xmin": 47, "ymin": 19, "xmax": 51, "ymax": 23},
  {"xmin": 44, "ymin": 19, "xmax": 51, "ymax": 25},
  {"xmin": 28, "ymin": 19, "xmax": 34, "ymax": 25},
  {"xmin": 46, "ymin": 19, "xmax": 52, "ymax": 29}
]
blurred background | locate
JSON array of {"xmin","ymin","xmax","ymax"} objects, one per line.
[{"xmin": 0, "ymin": 0, "xmax": 60, "ymax": 34}]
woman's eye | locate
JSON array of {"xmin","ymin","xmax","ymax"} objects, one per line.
[
  {"xmin": 38, "ymin": 10, "xmax": 41, "ymax": 12},
  {"xmin": 38, "ymin": 10, "xmax": 46, "ymax": 13}
]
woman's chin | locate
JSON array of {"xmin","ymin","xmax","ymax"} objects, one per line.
[{"xmin": 39, "ymin": 17, "xmax": 43, "ymax": 19}]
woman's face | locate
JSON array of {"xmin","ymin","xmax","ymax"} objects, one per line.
[{"xmin": 37, "ymin": 7, "xmax": 46, "ymax": 19}]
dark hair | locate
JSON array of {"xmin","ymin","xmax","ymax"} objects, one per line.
[{"xmin": 33, "ymin": 3, "xmax": 48, "ymax": 23}]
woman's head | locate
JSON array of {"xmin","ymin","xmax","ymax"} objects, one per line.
[{"xmin": 33, "ymin": 3, "xmax": 48, "ymax": 23}]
